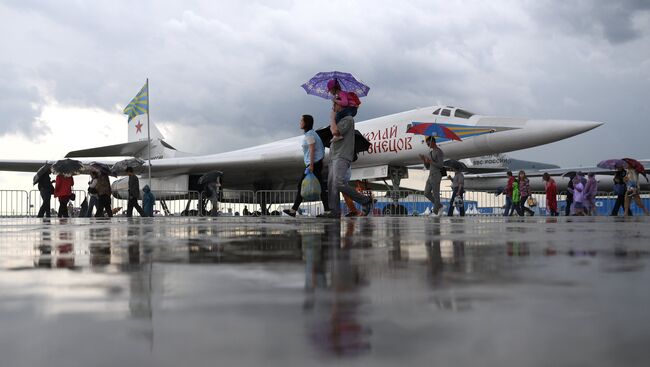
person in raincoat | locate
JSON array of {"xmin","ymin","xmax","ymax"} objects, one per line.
[
  {"xmin": 569, "ymin": 175, "xmax": 585, "ymax": 216},
  {"xmin": 142, "ymin": 185, "xmax": 155, "ymax": 217},
  {"xmin": 543, "ymin": 173, "xmax": 558, "ymax": 216},
  {"xmin": 447, "ymin": 167, "xmax": 465, "ymax": 217},
  {"xmin": 53, "ymin": 174, "xmax": 74, "ymax": 218},
  {"xmin": 583, "ymin": 173, "xmax": 598, "ymax": 215},
  {"xmin": 37, "ymin": 168, "xmax": 55, "ymax": 218},
  {"xmin": 511, "ymin": 179, "xmax": 520, "ymax": 216}
]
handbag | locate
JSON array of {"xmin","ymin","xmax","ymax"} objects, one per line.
[{"xmin": 527, "ymin": 197, "xmax": 538, "ymax": 207}]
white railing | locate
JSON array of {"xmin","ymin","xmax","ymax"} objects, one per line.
[{"xmin": 0, "ymin": 189, "xmax": 648, "ymax": 217}]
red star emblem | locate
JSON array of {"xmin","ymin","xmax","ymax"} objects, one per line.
[{"xmin": 135, "ymin": 121, "xmax": 143, "ymax": 133}]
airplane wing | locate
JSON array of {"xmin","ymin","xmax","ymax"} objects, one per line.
[
  {"xmin": 65, "ymin": 141, "xmax": 150, "ymax": 158},
  {"xmin": 0, "ymin": 160, "xmax": 57, "ymax": 172}
]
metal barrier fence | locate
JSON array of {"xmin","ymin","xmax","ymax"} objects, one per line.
[
  {"xmin": 1, "ymin": 189, "xmax": 648, "ymax": 217},
  {"xmin": 0, "ymin": 190, "xmax": 30, "ymax": 217}
]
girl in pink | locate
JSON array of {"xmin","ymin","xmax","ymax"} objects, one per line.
[{"xmin": 327, "ymin": 79, "xmax": 360, "ymax": 143}]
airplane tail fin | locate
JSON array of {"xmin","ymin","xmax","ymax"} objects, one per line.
[{"xmin": 66, "ymin": 115, "xmax": 190, "ymax": 160}]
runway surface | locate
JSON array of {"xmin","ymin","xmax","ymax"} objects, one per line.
[{"xmin": 1, "ymin": 216, "xmax": 649, "ymax": 367}]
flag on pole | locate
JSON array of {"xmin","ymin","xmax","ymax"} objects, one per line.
[{"xmin": 123, "ymin": 81, "xmax": 149, "ymax": 122}]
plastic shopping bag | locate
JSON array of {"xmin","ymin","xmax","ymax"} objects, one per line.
[{"xmin": 301, "ymin": 171, "xmax": 321, "ymax": 201}]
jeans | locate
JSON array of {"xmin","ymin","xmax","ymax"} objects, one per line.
[
  {"xmin": 611, "ymin": 194, "xmax": 626, "ymax": 216},
  {"xmin": 37, "ymin": 191, "xmax": 51, "ymax": 218},
  {"xmin": 424, "ymin": 173, "xmax": 442, "ymax": 212},
  {"xmin": 447, "ymin": 188, "xmax": 465, "ymax": 217},
  {"xmin": 503, "ymin": 196, "xmax": 513, "ymax": 216},
  {"xmin": 327, "ymin": 158, "xmax": 370, "ymax": 215},
  {"xmin": 85, "ymin": 196, "xmax": 98, "ymax": 217}
]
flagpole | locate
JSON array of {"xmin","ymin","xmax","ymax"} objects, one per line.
[{"xmin": 146, "ymin": 78, "xmax": 152, "ymax": 188}]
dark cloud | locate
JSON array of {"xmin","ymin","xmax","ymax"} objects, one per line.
[{"xmin": 0, "ymin": 0, "xmax": 649, "ymax": 165}]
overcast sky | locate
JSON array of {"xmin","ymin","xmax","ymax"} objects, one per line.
[{"xmin": 1, "ymin": 0, "xmax": 649, "ymax": 190}]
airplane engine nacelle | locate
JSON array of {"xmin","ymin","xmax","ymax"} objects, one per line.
[{"xmin": 111, "ymin": 175, "xmax": 190, "ymax": 200}]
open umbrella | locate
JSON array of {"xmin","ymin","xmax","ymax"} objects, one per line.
[
  {"xmin": 597, "ymin": 159, "xmax": 628, "ymax": 170},
  {"xmin": 301, "ymin": 71, "xmax": 370, "ymax": 100},
  {"xmin": 111, "ymin": 158, "xmax": 146, "ymax": 175},
  {"xmin": 444, "ymin": 159, "xmax": 467, "ymax": 171},
  {"xmin": 407, "ymin": 122, "xmax": 462, "ymax": 141},
  {"xmin": 33, "ymin": 163, "xmax": 52, "ymax": 185},
  {"xmin": 86, "ymin": 162, "xmax": 114, "ymax": 176},
  {"xmin": 623, "ymin": 158, "xmax": 648, "ymax": 181},
  {"xmin": 52, "ymin": 158, "xmax": 84, "ymax": 176},
  {"xmin": 198, "ymin": 171, "xmax": 223, "ymax": 185}
]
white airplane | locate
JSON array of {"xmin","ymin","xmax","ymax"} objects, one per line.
[{"xmin": 0, "ymin": 105, "xmax": 602, "ymax": 200}]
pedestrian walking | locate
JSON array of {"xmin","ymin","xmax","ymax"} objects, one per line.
[
  {"xmin": 624, "ymin": 168, "xmax": 649, "ymax": 216},
  {"xmin": 85, "ymin": 172, "xmax": 99, "ymax": 217},
  {"xmin": 53, "ymin": 174, "xmax": 74, "ymax": 218},
  {"xmin": 94, "ymin": 172, "xmax": 113, "ymax": 217},
  {"xmin": 37, "ymin": 168, "xmax": 54, "ymax": 218},
  {"xmin": 142, "ymin": 184, "xmax": 155, "ymax": 217},
  {"xmin": 503, "ymin": 171, "xmax": 515, "ymax": 216},
  {"xmin": 318, "ymin": 103, "xmax": 373, "ymax": 218},
  {"xmin": 284, "ymin": 115, "xmax": 330, "ymax": 217},
  {"xmin": 206, "ymin": 181, "xmax": 220, "ymax": 216},
  {"xmin": 543, "ymin": 173, "xmax": 558, "ymax": 216},
  {"xmin": 565, "ymin": 176, "xmax": 575, "ymax": 216},
  {"xmin": 420, "ymin": 136, "xmax": 445, "ymax": 216},
  {"xmin": 512, "ymin": 179, "xmax": 521, "ymax": 216},
  {"xmin": 126, "ymin": 167, "xmax": 145, "ymax": 217},
  {"xmin": 516, "ymin": 171, "xmax": 535, "ymax": 216},
  {"xmin": 447, "ymin": 168, "xmax": 465, "ymax": 217},
  {"xmin": 570, "ymin": 175, "xmax": 585, "ymax": 216},
  {"xmin": 584, "ymin": 173, "xmax": 598, "ymax": 215},
  {"xmin": 611, "ymin": 166, "xmax": 627, "ymax": 216}
]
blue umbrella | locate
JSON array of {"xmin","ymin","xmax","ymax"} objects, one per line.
[{"xmin": 301, "ymin": 71, "xmax": 370, "ymax": 99}]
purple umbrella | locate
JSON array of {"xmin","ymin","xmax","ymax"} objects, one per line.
[
  {"xmin": 301, "ymin": 71, "xmax": 370, "ymax": 100},
  {"xmin": 597, "ymin": 159, "xmax": 628, "ymax": 170}
]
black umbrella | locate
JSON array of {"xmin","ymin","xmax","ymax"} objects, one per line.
[
  {"xmin": 87, "ymin": 162, "xmax": 114, "ymax": 177},
  {"xmin": 316, "ymin": 127, "xmax": 371, "ymax": 156},
  {"xmin": 198, "ymin": 171, "xmax": 223, "ymax": 185},
  {"xmin": 33, "ymin": 163, "xmax": 52, "ymax": 185},
  {"xmin": 444, "ymin": 159, "xmax": 467, "ymax": 171},
  {"xmin": 52, "ymin": 159, "xmax": 84, "ymax": 176},
  {"xmin": 111, "ymin": 158, "xmax": 146, "ymax": 175}
]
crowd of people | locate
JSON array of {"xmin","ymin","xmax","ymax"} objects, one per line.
[{"xmin": 36, "ymin": 166, "xmax": 154, "ymax": 218}]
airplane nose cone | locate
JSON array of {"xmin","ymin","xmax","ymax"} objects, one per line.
[{"xmin": 526, "ymin": 119, "xmax": 604, "ymax": 139}]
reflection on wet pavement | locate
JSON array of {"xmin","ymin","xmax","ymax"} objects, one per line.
[{"xmin": 1, "ymin": 217, "xmax": 650, "ymax": 367}]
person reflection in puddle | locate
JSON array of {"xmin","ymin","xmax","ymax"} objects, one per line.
[
  {"xmin": 56, "ymin": 223, "xmax": 75, "ymax": 268},
  {"xmin": 304, "ymin": 221, "xmax": 371, "ymax": 357}
]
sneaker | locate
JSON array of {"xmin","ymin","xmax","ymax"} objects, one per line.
[
  {"xmin": 283, "ymin": 209, "xmax": 296, "ymax": 217},
  {"xmin": 361, "ymin": 199, "xmax": 376, "ymax": 216},
  {"xmin": 317, "ymin": 212, "xmax": 340, "ymax": 219}
]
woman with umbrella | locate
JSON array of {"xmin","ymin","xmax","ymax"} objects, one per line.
[
  {"xmin": 35, "ymin": 165, "xmax": 55, "ymax": 218},
  {"xmin": 624, "ymin": 168, "xmax": 649, "ymax": 216}
]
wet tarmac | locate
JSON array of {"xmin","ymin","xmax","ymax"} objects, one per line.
[{"xmin": 1, "ymin": 216, "xmax": 649, "ymax": 367}]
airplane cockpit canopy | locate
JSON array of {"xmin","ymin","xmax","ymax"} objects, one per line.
[{"xmin": 432, "ymin": 106, "xmax": 475, "ymax": 119}]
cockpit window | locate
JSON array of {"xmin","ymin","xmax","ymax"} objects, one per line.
[
  {"xmin": 454, "ymin": 109, "xmax": 474, "ymax": 119},
  {"xmin": 432, "ymin": 108, "xmax": 441, "ymax": 115},
  {"xmin": 441, "ymin": 109, "xmax": 451, "ymax": 117}
]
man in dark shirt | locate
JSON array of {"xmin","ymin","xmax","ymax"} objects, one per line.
[
  {"xmin": 37, "ymin": 168, "xmax": 54, "ymax": 218},
  {"xmin": 126, "ymin": 167, "xmax": 145, "ymax": 217}
]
